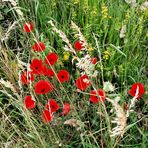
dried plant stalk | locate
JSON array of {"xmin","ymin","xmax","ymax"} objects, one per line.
[
  {"xmin": 48, "ymin": 20, "xmax": 76, "ymax": 54},
  {"xmin": 71, "ymin": 21, "xmax": 88, "ymax": 49},
  {"xmin": 106, "ymin": 97, "xmax": 127, "ymax": 137}
]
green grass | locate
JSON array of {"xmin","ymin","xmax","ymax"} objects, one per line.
[{"xmin": 0, "ymin": 0, "xmax": 148, "ymax": 147}]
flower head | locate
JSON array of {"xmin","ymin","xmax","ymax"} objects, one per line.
[
  {"xmin": 32, "ymin": 42, "xmax": 46, "ymax": 52},
  {"xmin": 128, "ymin": 83, "xmax": 145, "ymax": 99},
  {"xmin": 21, "ymin": 71, "xmax": 34, "ymax": 85},
  {"xmin": 45, "ymin": 52, "xmax": 58, "ymax": 66},
  {"xmin": 91, "ymin": 57, "xmax": 97, "ymax": 64},
  {"xmin": 34, "ymin": 80, "xmax": 54, "ymax": 94},
  {"xmin": 30, "ymin": 59, "xmax": 43, "ymax": 75},
  {"xmin": 41, "ymin": 65, "xmax": 54, "ymax": 78},
  {"xmin": 23, "ymin": 22, "xmax": 33, "ymax": 33},
  {"xmin": 57, "ymin": 70, "xmax": 70, "ymax": 83},
  {"xmin": 63, "ymin": 52, "xmax": 70, "ymax": 61},
  {"xmin": 24, "ymin": 95, "xmax": 36, "ymax": 109},
  {"xmin": 90, "ymin": 89, "xmax": 106, "ymax": 103},
  {"xmin": 103, "ymin": 81, "xmax": 115, "ymax": 92},
  {"xmin": 42, "ymin": 110, "xmax": 54, "ymax": 123},
  {"xmin": 76, "ymin": 75, "xmax": 90, "ymax": 91},
  {"xmin": 45, "ymin": 99, "xmax": 59, "ymax": 113},
  {"xmin": 74, "ymin": 41, "xmax": 83, "ymax": 51},
  {"xmin": 62, "ymin": 103, "xmax": 70, "ymax": 116}
]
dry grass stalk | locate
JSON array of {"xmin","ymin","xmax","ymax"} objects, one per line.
[
  {"xmin": 2, "ymin": 0, "xmax": 23, "ymax": 17},
  {"xmin": 75, "ymin": 54, "xmax": 98, "ymax": 77},
  {"xmin": 0, "ymin": 78, "xmax": 16, "ymax": 93},
  {"xmin": 126, "ymin": 86, "xmax": 139, "ymax": 117},
  {"xmin": 48, "ymin": 20, "xmax": 76, "ymax": 54},
  {"xmin": 1, "ymin": 21, "xmax": 17, "ymax": 41},
  {"xmin": 106, "ymin": 97, "xmax": 127, "ymax": 137},
  {"xmin": 71, "ymin": 21, "xmax": 88, "ymax": 49}
]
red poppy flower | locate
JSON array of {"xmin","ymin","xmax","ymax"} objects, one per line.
[
  {"xmin": 128, "ymin": 83, "xmax": 145, "ymax": 99},
  {"xmin": 32, "ymin": 42, "xmax": 46, "ymax": 52},
  {"xmin": 45, "ymin": 99, "xmax": 59, "ymax": 113},
  {"xmin": 57, "ymin": 70, "xmax": 70, "ymax": 83},
  {"xmin": 89, "ymin": 89, "xmax": 106, "ymax": 103},
  {"xmin": 41, "ymin": 65, "xmax": 54, "ymax": 78},
  {"xmin": 62, "ymin": 103, "xmax": 70, "ymax": 116},
  {"xmin": 44, "ymin": 52, "xmax": 58, "ymax": 66},
  {"xmin": 21, "ymin": 71, "xmax": 34, "ymax": 85},
  {"xmin": 91, "ymin": 57, "xmax": 97, "ymax": 64},
  {"xmin": 42, "ymin": 110, "xmax": 54, "ymax": 123},
  {"xmin": 74, "ymin": 41, "xmax": 83, "ymax": 51},
  {"xmin": 30, "ymin": 59, "xmax": 43, "ymax": 75},
  {"xmin": 24, "ymin": 95, "xmax": 36, "ymax": 109},
  {"xmin": 23, "ymin": 22, "xmax": 33, "ymax": 33},
  {"xmin": 34, "ymin": 80, "xmax": 54, "ymax": 94},
  {"xmin": 76, "ymin": 75, "xmax": 91, "ymax": 91}
]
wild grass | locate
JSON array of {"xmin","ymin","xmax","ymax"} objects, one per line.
[{"xmin": 0, "ymin": 0, "xmax": 148, "ymax": 147}]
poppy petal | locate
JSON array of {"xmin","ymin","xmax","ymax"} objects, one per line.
[
  {"xmin": 30, "ymin": 59, "xmax": 43, "ymax": 75},
  {"xmin": 62, "ymin": 103, "xmax": 70, "ymax": 116},
  {"xmin": 23, "ymin": 22, "xmax": 33, "ymax": 33},
  {"xmin": 21, "ymin": 71, "xmax": 34, "ymax": 85},
  {"xmin": 45, "ymin": 99, "xmax": 59, "ymax": 113},
  {"xmin": 74, "ymin": 41, "xmax": 83, "ymax": 51},
  {"xmin": 45, "ymin": 52, "xmax": 58, "ymax": 66},
  {"xmin": 24, "ymin": 96, "xmax": 36, "ymax": 109},
  {"xmin": 129, "ymin": 83, "xmax": 145, "ymax": 99},
  {"xmin": 76, "ymin": 75, "xmax": 90, "ymax": 91},
  {"xmin": 42, "ymin": 110, "xmax": 53, "ymax": 123},
  {"xmin": 57, "ymin": 70, "xmax": 70, "ymax": 83},
  {"xmin": 32, "ymin": 42, "xmax": 46, "ymax": 52},
  {"xmin": 34, "ymin": 80, "xmax": 54, "ymax": 94},
  {"xmin": 90, "ymin": 89, "xmax": 106, "ymax": 103}
]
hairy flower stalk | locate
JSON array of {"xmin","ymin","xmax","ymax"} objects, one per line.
[
  {"xmin": 48, "ymin": 20, "xmax": 76, "ymax": 54},
  {"xmin": 71, "ymin": 21, "xmax": 88, "ymax": 49},
  {"xmin": 126, "ymin": 86, "xmax": 139, "ymax": 117},
  {"xmin": 49, "ymin": 20, "xmax": 98, "ymax": 77},
  {"xmin": 76, "ymin": 55, "xmax": 98, "ymax": 77},
  {"xmin": 106, "ymin": 97, "xmax": 127, "ymax": 137}
]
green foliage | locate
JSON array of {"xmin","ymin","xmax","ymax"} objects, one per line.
[{"xmin": 0, "ymin": 0, "xmax": 147, "ymax": 147}]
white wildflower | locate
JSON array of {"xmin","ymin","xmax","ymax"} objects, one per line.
[
  {"xmin": 103, "ymin": 81, "xmax": 115, "ymax": 92},
  {"xmin": 125, "ymin": 0, "xmax": 137, "ymax": 7},
  {"xmin": 140, "ymin": 2, "xmax": 148, "ymax": 11},
  {"xmin": 114, "ymin": 96, "xmax": 121, "ymax": 103},
  {"xmin": 120, "ymin": 25, "xmax": 126, "ymax": 38}
]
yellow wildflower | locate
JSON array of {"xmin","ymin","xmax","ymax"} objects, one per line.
[
  {"xmin": 92, "ymin": 7, "xmax": 97, "ymax": 15},
  {"xmin": 62, "ymin": 52, "xmax": 70, "ymax": 61},
  {"xmin": 88, "ymin": 46, "xmax": 94, "ymax": 52},
  {"xmin": 72, "ymin": 11, "xmax": 77, "ymax": 18},
  {"xmin": 74, "ymin": 0, "xmax": 79, "ymax": 5},
  {"xmin": 103, "ymin": 50, "xmax": 111, "ymax": 60},
  {"xmin": 101, "ymin": 4, "xmax": 108, "ymax": 19}
]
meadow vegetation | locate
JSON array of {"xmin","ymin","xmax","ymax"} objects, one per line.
[{"xmin": 0, "ymin": 0, "xmax": 148, "ymax": 147}]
